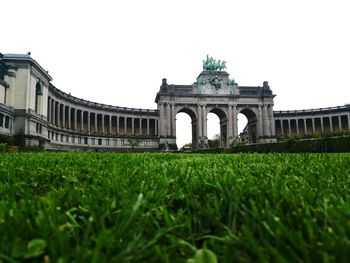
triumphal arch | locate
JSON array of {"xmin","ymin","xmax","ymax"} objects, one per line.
[{"xmin": 155, "ymin": 56, "xmax": 276, "ymax": 149}]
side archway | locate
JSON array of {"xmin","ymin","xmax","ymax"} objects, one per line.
[
  {"xmin": 238, "ymin": 108, "xmax": 258, "ymax": 143},
  {"xmin": 176, "ymin": 107, "xmax": 198, "ymax": 149}
]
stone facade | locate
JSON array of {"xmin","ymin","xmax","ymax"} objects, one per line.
[{"xmin": 0, "ymin": 53, "xmax": 349, "ymax": 150}]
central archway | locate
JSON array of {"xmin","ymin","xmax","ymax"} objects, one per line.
[
  {"xmin": 238, "ymin": 108, "xmax": 258, "ymax": 143},
  {"xmin": 207, "ymin": 107, "xmax": 228, "ymax": 147}
]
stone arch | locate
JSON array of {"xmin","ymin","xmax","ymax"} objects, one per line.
[
  {"xmin": 176, "ymin": 106, "xmax": 198, "ymax": 149},
  {"xmin": 238, "ymin": 108, "xmax": 258, "ymax": 143},
  {"xmin": 207, "ymin": 106, "xmax": 228, "ymax": 147}
]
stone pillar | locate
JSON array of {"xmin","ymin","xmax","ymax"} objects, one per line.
[
  {"xmin": 166, "ymin": 103, "xmax": 171, "ymax": 136},
  {"xmin": 155, "ymin": 119, "xmax": 158, "ymax": 136},
  {"xmin": 124, "ymin": 117, "xmax": 127, "ymax": 135},
  {"xmin": 288, "ymin": 119, "xmax": 291, "ymax": 135},
  {"xmin": 227, "ymin": 105, "xmax": 233, "ymax": 140},
  {"xmin": 296, "ymin": 119, "xmax": 299, "ymax": 134},
  {"xmin": 202, "ymin": 104, "xmax": 207, "ymax": 139},
  {"xmin": 81, "ymin": 110, "xmax": 84, "ymax": 132},
  {"xmin": 233, "ymin": 105, "xmax": 238, "ymax": 139},
  {"xmin": 87, "ymin": 112, "xmax": 90, "ymax": 133},
  {"xmin": 47, "ymin": 98, "xmax": 51, "ymax": 123},
  {"xmin": 312, "ymin": 118, "xmax": 315, "ymax": 134},
  {"xmin": 102, "ymin": 115, "xmax": 105, "ymax": 134},
  {"xmin": 56, "ymin": 103, "xmax": 60, "ymax": 127},
  {"xmin": 74, "ymin": 109, "xmax": 77, "ymax": 131},
  {"xmin": 320, "ymin": 118, "xmax": 324, "ymax": 133},
  {"xmin": 171, "ymin": 104, "xmax": 176, "ymax": 137},
  {"xmin": 329, "ymin": 116, "xmax": 333, "ymax": 133},
  {"xmin": 280, "ymin": 120, "xmax": 284, "ymax": 137},
  {"xmin": 304, "ymin": 119, "xmax": 307, "ymax": 134},
  {"xmin": 159, "ymin": 103, "xmax": 165, "ymax": 137},
  {"xmin": 338, "ymin": 115, "xmax": 342, "ymax": 131},
  {"xmin": 197, "ymin": 104, "xmax": 202, "ymax": 138},
  {"xmin": 109, "ymin": 115, "xmax": 112, "ymax": 134},
  {"xmin": 116, "ymin": 116, "xmax": 120, "ymax": 134},
  {"xmin": 139, "ymin": 118, "xmax": 142, "ymax": 135},
  {"xmin": 62, "ymin": 105, "xmax": 66, "ymax": 129},
  {"xmin": 258, "ymin": 105, "xmax": 263, "ymax": 139},
  {"xmin": 68, "ymin": 107, "xmax": 71, "ymax": 129},
  {"xmin": 269, "ymin": 106, "xmax": 276, "ymax": 137},
  {"xmin": 95, "ymin": 114, "xmax": 98, "ymax": 133},
  {"xmin": 263, "ymin": 105, "xmax": 270, "ymax": 136},
  {"xmin": 131, "ymin": 118, "xmax": 134, "ymax": 135},
  {"xmin": 147, "ymin": 118, "xmax": 150, "ymax": 135}
]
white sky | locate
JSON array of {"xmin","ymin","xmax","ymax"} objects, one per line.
[{"xmin": 2, "ymin": 0, "xmax": 350, "ymax": 147}]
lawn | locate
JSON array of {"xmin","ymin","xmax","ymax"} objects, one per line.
[{"xmin": 0, "ymin": 153, "xmax": 349, "ymax": 262}]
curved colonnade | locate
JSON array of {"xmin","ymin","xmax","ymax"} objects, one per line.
[
  {"xmin": 274, "ymin": 105, "xmax": 350, "ymax": 138},
  {"xmin": 47, "ymin": 86, "xmax": 159, "ymax": 150}
]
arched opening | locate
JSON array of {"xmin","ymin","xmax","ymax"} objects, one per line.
[
  {"xmin": 237, "ymin": 112, "xmax": 248, "ymax": 142},
  {"xmin": 238, "ymin": 109, "xmax": 257, "ymax": 144},
  {"xmin": 208, "ymin": 108, "xmax": 227, "ymax": 147},
  {"xmin": 176, "ymin": 108, "xmax": 196, "ymax": 149},
  {"xmin": 207, "ymin": 112, "xmax": 220, "ymax": 148}
]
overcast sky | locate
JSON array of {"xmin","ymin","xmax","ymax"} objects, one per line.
[{"xmin": 2, "ymin": 0, "xmax": 349, "ymax": 147}]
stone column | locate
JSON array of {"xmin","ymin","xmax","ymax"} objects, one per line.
[
  {"xmin": 131, "ymin": 118, "xmax": 134, "ymax": 135},
  {"xmin": 81, "ymin": 110, "xmax": 84, "ymax": 132},
  {"xmin": 338, "ymin": 115, "xmax": 342, "ymax": 131},
  {"xmin": 270, "ymin": 106, "xmax": 276, "ymax": 137},
  {"xmin": 171, "ymin": 104, "xmax": 176, "ymax": 137},
  {"xmin": 227, "ymin": 105, "xmax": 233, "ymax": 140},
  {"xmin": 296, "ymin": 119, "xmax": 299, "ymax": 135},
  {"xmin": 280, "ymin": 120, "xmax": 284, "ymax": 137},
  {"xmin": 62, "ymin": 105, "xmax": 66, "ymax": 129},
  {"xmin": 139, "ymin": 118, "xmax": 142, "ymax": 135},
  {"xmin": 57, "ymin": 103, "xmax": 60, "ymax": 127},
  {"xmin": 74, "ymin": 109, "xmax": 77, "ymax": 131},
  {"xmin": 320, "ymin": 118, "xmax": 324, "ymax": 133},
  {"xmin": 155, "ymin": 119, "xmax": 159, "ymax": 136},
  {"xmin": 124, "ymin": 117, "xmax": 127, "ymax": 135},
  {"xmin": 109, "ymin": 115, "xmax": 112, "ymax": 134},
  {"xmin": 258, "ymin": 105, "xmax": 263, "ymax": 138},
  {"xmin": 95, "ymin": 114, "xmax": 98, "ymax": 133},
  {"xmin": 87, "ymin": 112, "xmax": 90, "ymax": 133},
  {"xmin": 51, "ymin": 101, "xmax": 55, "ymax": 125},
  {"xmin": 304, "ymin": 119, "xmax": 307, "ymax": 134},
  {"xmin": 102, "ymin": 115, "xmax": 105, "ymax": 134},
  {"xmin": 147, "ymin": 118, "xmax": 150, "ymax": 136},
  {"xmin": 159, "ymin": 103, "xmax": 165, "ymax": 137},
  {"xmin": 166, "ymin": 103, "xmax": 171, "ymax": 136},
  {"xmin": 116, "ymin": 116, "xmax": 120, "ymax": 134},
  {"xmin": 263, "ymin": 105, "xmax": 270, "ymax": 136},
  {"xmin": 197, "ymin": 104, "xmax": 202, "ymax": 138},
  {"xmin": 312, "ymin": 118, "xmax": 315, "ymax": 134},
  {"xmin": 329, "ymin": 116, "xmax": 333, "ymax": 133},
  {"xmin": 288, "ymin": 119, "xmax": 291, "ymax": 135},
  {"xmin": 68, "ymin": 107, "xmax": 71, "ymax": 130},
  {"xmin": 233, "ymin": 105, "xmax": 238, "ymax": 139},
  {"xmin": 202, "ymin": 104, "xmax": 207, "ymax": 139},
  {"xmin": 47, "ymin": 98, "xmax": 51, "ymax": 123}
]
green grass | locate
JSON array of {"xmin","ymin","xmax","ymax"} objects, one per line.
[{"xmin": 0, "ymin": 153, "xmax": 349, "ymax": 262}]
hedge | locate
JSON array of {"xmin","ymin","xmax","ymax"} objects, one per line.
[{"xmin": 195, "ymin": 135, "xmax": 350, "ymax": 153}]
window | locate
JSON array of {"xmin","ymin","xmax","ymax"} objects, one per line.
[
  {"xmin": 60, "ymin": 134, "xmax": 64, "ymax": 142},
  {"xmin": 98, "ymin": 138, "xmax": 102, "ymax": 145},
  {"xmin": 72, "ymin": 136, "xmax": 75, "ymax": 143},
  {"xmin": 106, "ymin": 139, "xmax": 109, "ymax": 146},
  {"xmin": 91, "ymin": 138, "xmax": 95, "ymax": 145},
  {"xmin": 84, "ymin": 137, "xmax": 88, "ymax": 144},
  {"xmin": 66, "ymin": 136, "xmax": 69, "ymax": 143},
  {"xmin": 78, "ymin": 137, "xmax": 82, "ymax": 144}
]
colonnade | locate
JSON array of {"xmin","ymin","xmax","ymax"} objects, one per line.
[
  {"xmin": 274, "ymin": 109, "xmax": 350, "ymax": 138},
  {"xmin": 47, "ymin": 97, "xmax": 159, "ymax": 137}
]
